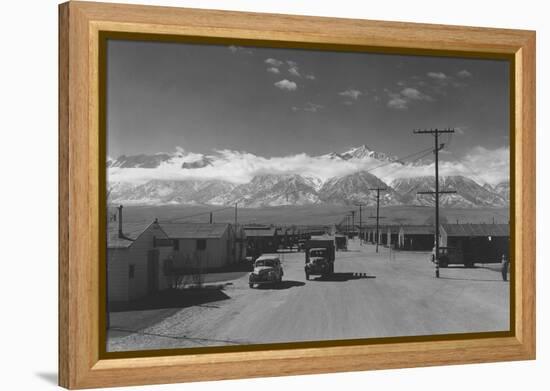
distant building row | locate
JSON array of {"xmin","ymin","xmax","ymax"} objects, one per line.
[{"xmin": 360, "ymin": 223, "xmax": 509, "ymax": 258}]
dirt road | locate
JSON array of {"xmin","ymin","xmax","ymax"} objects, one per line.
[{"xmin": 108, "ymin": 240, "xmax": 509, "ymax": 351}]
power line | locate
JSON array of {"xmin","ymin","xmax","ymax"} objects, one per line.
[
  {"xmin": 334, "ymin": 147, "xmax": 436, "ymax": 233},
  {"xmin": 377, "ymin": 148, "xmax": 435, "ymax": 182},
  {"xmin": 362, "ymin": 146, "xmax": 434, "ymax": 175},
  {"xmin": 161, "ymin": 205, "xmax": 235, "ymax": 223}
]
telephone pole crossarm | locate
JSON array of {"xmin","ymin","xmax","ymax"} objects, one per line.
[
  {"xmin": 413, "ymin": 128, "xmax": 455, "ymax": 134},
  {"xmin": 416, "ymin": 190, "xmax": 457, "ymax": 195}
]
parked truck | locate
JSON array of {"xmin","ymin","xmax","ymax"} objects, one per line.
[
  {"xmin": 335, "ymin": 235, "xmax": 348, "ymax": 251},
  {"xmin": 431, "ymin": 246, "xmax": 469, "ymax": 268},
  {"xmin": 304, "ymin": 239, "xmax": 336, "ymax": 280}
]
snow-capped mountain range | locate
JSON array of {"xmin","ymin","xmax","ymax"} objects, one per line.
[{"xmin": 107, "ymin": 145, "xmax": 509, "ymax": 208}]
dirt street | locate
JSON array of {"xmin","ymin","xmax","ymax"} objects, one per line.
[{"xmin": 108, "ymin": 239, "xmax": 509, "ymax": 352}]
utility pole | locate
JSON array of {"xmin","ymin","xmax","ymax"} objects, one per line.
[
  {"xmin": 234, "ymin": 202, "xmax": 238, "ymax": 262},
  {"xmin": 414, "ymin": 128, "xmax": 456, "ymax": 278},
  {"xmin": 209, "ymin": 212, "xmax": 213, "ymax": 224},
  {"xmin": 350, "ymin": 211, "xmax": 356, "ymax": 238},
  {"xmin": 368, "ymin": 188, "xmax": 387, "ymax": 253},
  {"xmin": 355, "ymin": 203, "xmax": 365, "ymax": 244}
]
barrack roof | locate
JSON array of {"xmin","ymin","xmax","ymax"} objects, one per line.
[
  {"xmin": 159, "ymin": 222, "xmax": 229, "ymax": 239},
  {"xmin": 244, "ymin": 228, "xmax": 277, "ymax": 237},
  {"xmin": 399, "ymin": 225, "xmax": 435, "ymax": 235},
  {"xmin": 107, "ymin": 221, "xmax": 154, "ymax": 249},
  {"xmin": 441, "ymin": 223, "xmax": 509, "ymax": 237}
]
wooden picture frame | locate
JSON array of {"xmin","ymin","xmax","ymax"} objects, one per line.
[{"xmin": 58, "ymin": 1, "xmax": 536, "ymax": 389}]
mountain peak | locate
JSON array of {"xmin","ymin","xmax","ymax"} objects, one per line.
[
  {"xmin": 322, "ymin": 144, "xmax": 399, "ymax": 163},
  {"xmin": 345, "ymin": 144, "xmax": 371, "ymax": 154},
  {"xmin": 340, "ymin": 144, "xmax": 372, "ymax": 159}
]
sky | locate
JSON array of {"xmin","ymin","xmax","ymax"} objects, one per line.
[{"xmin": 106, "ymin": 39, "xmax": 510, "ymax": 185}]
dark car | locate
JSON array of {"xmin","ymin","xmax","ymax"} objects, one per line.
[{"xmin": 305, "ymin": 247, "xmax": 334, "ymax": 280}]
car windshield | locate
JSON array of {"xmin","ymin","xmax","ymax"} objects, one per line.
[
  {"xmin": 310, "ymin": 250, "xmax": 326, "ymax": 257},
  {"xmin": 255, "ymin": 259, "xmax": 275, "ymax": 267}
]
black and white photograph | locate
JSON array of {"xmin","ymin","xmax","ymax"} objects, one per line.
[{"xmin": 105, "ymin": 39, "xmax": 511, "ymax": 353}]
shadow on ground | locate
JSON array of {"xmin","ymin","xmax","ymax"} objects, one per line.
[
  {"xmin": 110, "ymin": 287, "xmax": 230, "ymax": 312},
  {"xmin": 311, "ymin": 272, "xmax": 376, "ymax": 282},
  {"xmin": 35, "ymin": 372, "xmax": 57, "ymax": 385},
  {"xmin": 253, "ymin": 280, "xmax": 305, "ymax": 290},
  {"xmin": 439, "ymin": 276, "xmax": 505, "ymax": 282}
]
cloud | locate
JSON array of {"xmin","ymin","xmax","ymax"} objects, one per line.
[
  {"xmin": 265, "ymin": 58, "xmax": 283, "ymax": 67},
  {"xmin": 274, "ymin": 79, "xmax": 297, "ymax": 91},
  {"xmin": 338, "ymin": 89, "xmax": 362, "ymax": 100},
  {"xmin": 384, "ymin": 146, "xmax": 509, "ymax": 186},
  {"xmin": 108, "ymin": 147, "xmax": 400, "ymax": 185},
  {"xmin": 455, "ymin": 126, "xmax": 467, "ymax": 135},
  {"xmin": 108, "ymin": 146, "xmax": 509, "ymax": 188},
  {"xmin": 386, "ymin": 87, "xmax": 432, "ymax": 110},
  {"xmin": 425, "ymin": 71, "xmax": 468, "ymax": 91},
  {"xmin": 288, "ymin": 66, "xmax": 301, "ymax": 77},
  {"xmin": 265, "ymin": 59, "xmax": 316, "ymax": 81},
  {"xmin": 228, "ymin": 45, "xmax": 253, "ymax": 55},
  {"xmin": 400, "ymin": 88, "xmax": 420, "ymax": 99},
  {"xmin": 461, "ymin": 146, "xmax": 509, "ymax": 184},
  {"xmin": 292, "ymin": 102, "xmax": 323, "ymax": 113},
  {"xmin": 397, "ymin": 70, "xmax": 469, "ymax": 99},
  {"xmin": 427, "ymin": 72, "xmax": 448, "ymax": 80},
  {"xmin": 108, "ymin": 148, "xmax": 369, "ymax": 185},
  {"xmin": 400, "ymin": 87, "xmax": 432, "ymax": 101},
  {"xmin": 387, "ymin": 94, "xmax": 408, "ymax": 110}
]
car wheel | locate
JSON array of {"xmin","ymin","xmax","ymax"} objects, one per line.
[
  {"xmin": 305, "ymin": 272, "xmax": 309, "ymax": 280},
  {"xmin": 249, "ymin": 283, "xmax": 254, "ymax": 288}
]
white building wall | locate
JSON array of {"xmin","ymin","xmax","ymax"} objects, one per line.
[
  {"xmin": 107, "ymin": 248, "xmax": 129, "ymax": 302},
  {"xmin": 171, "ymin": 230, "xmax": 231, "ymax": 270},
  {"xmin": 107, "ymin": 222, "xmax": 170, "ymax": 303}
]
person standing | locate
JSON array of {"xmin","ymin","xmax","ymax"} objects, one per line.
[{"xmin": 501, "ymin": 254, "xmax": 509, "ymax": 281}]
